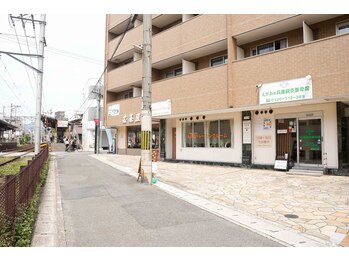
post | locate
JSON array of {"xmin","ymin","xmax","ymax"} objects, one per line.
[
  {"xmin": 34, "ymin": 14, "xmax": 46, "ymax": 154},
  {"xmin": 141, "ymin": 14, "xmax": 152, "ymax": 184}
]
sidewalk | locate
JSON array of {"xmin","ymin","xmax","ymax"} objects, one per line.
[{"xmin": 92, "ymin": 154, "xmax": 349, "ymax": 247}]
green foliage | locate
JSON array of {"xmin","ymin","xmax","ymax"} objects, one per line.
[
  {"xmin": 0, "ymin": 157, "xmax": 33, "ymax": 176},
  {"xmin": 19, "ymin": 134, "xmax": 31, "ymax": 145},
  {"xmin": 0, "ymin": 158, "xmax": 49, "ymax": 247}
]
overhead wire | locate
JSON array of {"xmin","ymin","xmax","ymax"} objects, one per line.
[
  {"xmin": 0, "ymin": 55, "xmax": 32, "ymax": 114},
  {"xmin": 10, "ymin": 16, "xmax": 36, "ymax": 98},
  {"xmin": 68, "ymin": 14, "xmax": 137, "ymax": 120}
]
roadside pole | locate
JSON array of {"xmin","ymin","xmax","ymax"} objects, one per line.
[
  {"xmin": 34, "ymin": 14, "xmax": 46, "ymax": 154},
  {"xmin": 141, "ymin": 14, "xmax": 152, "ymax": 184}
]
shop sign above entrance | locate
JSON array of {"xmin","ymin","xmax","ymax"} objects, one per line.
[
  {"xmin": 108, "ymin": 104, "xmax": 120, "ymax": 116},
  {"xmin": 259, "ymin": 76, "xmax": 312, "ymax": 105}
]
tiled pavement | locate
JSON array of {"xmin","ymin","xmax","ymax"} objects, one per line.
[{"xmin": 93, "ymin": 154, "xmax": 349, "ymax": 247}]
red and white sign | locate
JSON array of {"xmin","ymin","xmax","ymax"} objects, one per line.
[{"xmin": 94, "ymin": 118, "xmax": 100, "ymax": 125}]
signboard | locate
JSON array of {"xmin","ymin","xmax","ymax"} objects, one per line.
[
  {"xmin": 242, "ymin": 120, "xmax": 251, "ymax": 144},
  {"xmin": 152, "ymin": 100, "xmax": 171, "ymax": 117},
  {"xmin": 277, "ymin": 129, "xmax": 288, "ymax": 134},
  {"xmin": 108, "ymin": 104, "xmax": 120, "ymax": 116},
  {"xmin": 255, "ymin": 135, "xmax": 272, "ymax": 147},
  {"xmin": 274, "ymin": 160, "xmax": 288, "ymax": 170},
  {"xmin": 259, "ymin": 76, "xmax": 312, "ymax": 105},
  {"xmin": 57, "ymin": 120, "xmax": 68, "ymax": 128},
  {"xmin": 263, "ymin": 118, "xmax": 272, "ymax": 129},
  {"xmin": 94, "ymin": 118, "xmax": 100, "ymax": 125},
  {"xmin": 135, "ymin": 113, "xmax": 141, "ymax": 122}
]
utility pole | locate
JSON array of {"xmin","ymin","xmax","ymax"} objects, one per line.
[
  {"xmin": 141, "ymin": 14, "xmax": 152, "ymax": 184},
  {"xmin": 92, "ymin": 84, "xmax": 102, "ymax": 154},
  {"xmin": 34, "ymin": 14, "xmax": 46, "ymax": 154}
]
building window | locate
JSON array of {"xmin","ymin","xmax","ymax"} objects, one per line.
[
  {"xmin": 210, "ymin": 55, "xmax": 228, "ymax": 67},
  {"xmin": 182, "ymin": 119, "xmax": 233, "ymax": 148},
  {"xmin": 124, "ymin": 91, "xmax": 133, "ymax": 99},
  {"xmin": 337, "ymin": 21, "xmax": 349, "ymax": 35},
  {"xmin": 251, "ymin": 38, "xmax": 287, "ymax": 56},
  {"xmin": 165, "ymin": 67, "xmax": 182, "ymax": 78}
]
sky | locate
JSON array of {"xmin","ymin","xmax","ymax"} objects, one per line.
[
  {"xmin": 0, "ymin": 0, "xmax": 346, "ymax": 121},
  {"xmin": 0, "ymin": 13, "xmax": 105, "ymax": 118}
]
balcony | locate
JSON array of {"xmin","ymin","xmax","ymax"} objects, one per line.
[
  {"xmin": 153, "ymin": 64, "xmax": 228, "ymax": 115},
  {"xmin": 229, "ymin": 33, "xmax": 349, "ymax": 108},
  {"xmin": 106, "ymin": 97, "xmax": 142, "ymax": 127},
  {"xmin": 107, "ymin": 59, "xmax": 142, "ymax": 92},
  {"xmin": 107, "ymin": 15, "xmax": 132, "ymax": 31},
  {"xmin": 107, "ymin": 25, "xmax": 143, "ymax": 61},
  {"xmin": 152, "ymin": 15, "xmax": 227, "ymax": 67}
]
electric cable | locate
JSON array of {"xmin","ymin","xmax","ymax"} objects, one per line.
[
  {"xmin": 69, "ymin": 14, "xmax": 138, "ymax": 120},
  {"xmin": 10, "ymin": 16, "xmax": 36, "ymax": 98}
]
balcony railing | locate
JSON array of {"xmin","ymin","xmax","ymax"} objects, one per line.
[
  {"xmin": 107, "ymin": 59, "xmax": 142, "ymax": 91},
  {"xmin": 230, "ymin": 33, "xmax": 349, "ymax": 108},
  {"xmin": 153, "ymin": 64, "xmax": 228, "ymax": 115},
  {"xmin": 152, "ymin": 15, "xmax": 227, "ymax": 63}
]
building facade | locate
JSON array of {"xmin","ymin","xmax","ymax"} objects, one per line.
[{"xmin": 104, "ymin": 14, "xmax": 349, "ymax": 173}]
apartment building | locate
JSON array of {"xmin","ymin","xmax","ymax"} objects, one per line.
[{"xmin": 104, "ymin": 14, "xmax": 349, "ymax": 173}]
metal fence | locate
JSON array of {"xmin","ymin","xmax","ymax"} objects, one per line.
[{"xmin": 0, "ymin": 145, "xmax": 49, "ymax": 229}]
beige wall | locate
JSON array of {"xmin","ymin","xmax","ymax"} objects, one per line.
[
  {"xmin": 153, "ymin": 65, "xmax": 228, "ymax": 115},
  {"xmin": 229, "ymin": 33, "xmax": 349, "ymax": 108},
  {"xmin": 152, "ymin": 15, "xmax": 227, "ymax": 63},
  {"xmin": 230, "ymin": 15, "xmax": 296, "ymax": 36},
  {"xmin": 106, "ymin": 97, "xmax": 141, "ymax": 127},
  {"xmin": 107, "ymin": 59, "xmax": 142, "ymax": 91}
]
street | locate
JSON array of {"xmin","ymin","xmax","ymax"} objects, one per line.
[{"xmin": 56, "ymin": 152, "xmax": 282, "ymax": 247}]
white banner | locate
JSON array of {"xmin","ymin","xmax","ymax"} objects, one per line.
[
  {"xmin": 259, "ymin": 76, "xmax": 312, "ymax": 105},
  {"xmin": 152, "ymin": 99, "xmax": 171, "ymax": 117},
  {"xmin": 108, "ymin": 104, "xmax": 120, "ymax": 116},
  {"xmin": 57, "ymin": 120, "xmax": 68, "ymax": 127}
]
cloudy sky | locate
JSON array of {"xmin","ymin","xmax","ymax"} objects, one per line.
[{"xmin": 0, "ymin": 13, "xmax": 105, "ymax": 118}]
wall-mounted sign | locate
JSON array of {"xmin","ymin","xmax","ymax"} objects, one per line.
[
  {"xmin": 57, "ymin": 120, "xmax": 68, "ymax": 128},
  {"xmin": 277, "ymin": 129, "xmax": 288, "ymax": 134},
  {"xmin": 135, "ymin": 113, "xmax": 141, "ymax": 122},
  {"xmin": 255, "ymin": 135, "xmax": 272, "ymax": 147},
  {"xmin": 108, "ymin": 104, "xmax": 120, "ymax": 116},
  {"xmin": 129, "ymin": 113, "xmax": 134, "ymax": 123},
  {"xmin": 122, "ymin": 115, "xmax": 127, "ymax": 123},
  {"xmin": 259, "ymin": 76, "xmax": 312, "ymax": 105},
  {"xmin": 243, "ymin": 120, "xmax": 251, "ymax": 144},
  {"xmin": 152, "ymin": 99, "xmax": 171, "ymax": 117},
  {"xmin": 263, "ymin": 118, "xmax": 272, "ymax": 129}
]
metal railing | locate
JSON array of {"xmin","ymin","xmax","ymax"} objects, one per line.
[{"xmin": 0, "ymin": 145, "xmax": 49, "ymax": 229}]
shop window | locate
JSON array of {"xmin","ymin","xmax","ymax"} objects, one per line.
[
  {"xmin": 127, "ymin": 127, "xmax": 141, "ymax": 148},
  {"xmin": 193, "ymin": 122, "xmax": 205, "ymax": 147},
  {"xmin": 219, "ymin": 120, "xmax": 232, "ymax": 148},
  {"xmin": 337, "ymin": 20, "xmax": 349, "ymax": 35},
  {"xmin": 210, "ymin": 55, "xmax": 228, "ymax": 67},
  {"xmin": 251, "ymin": 38, "xmax": 287, "ymax": 56},
  {"xmin": 182, "ymin": 119, "xmax": 233, "ymax": 148}
]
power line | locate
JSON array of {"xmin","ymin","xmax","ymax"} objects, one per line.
[
  {"xmin": 69, "ymin": 14, "xmax": 138, "ymax": 120},
  {"xmin": 0, "ymin": 35, "xmax": 103, "ymax": 65},
  {"xmin": 10, "ymin": 16, "xmax": 36, "ymax": 98}
]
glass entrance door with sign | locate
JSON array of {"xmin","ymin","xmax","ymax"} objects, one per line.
[{"xmin": 298, "ymin": 119, "xmax": 322, "ymax": 165}]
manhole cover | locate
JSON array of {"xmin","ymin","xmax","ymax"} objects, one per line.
[{"xmin": 284, "ymin": 214, "xmax": 299, "ymax": 219}]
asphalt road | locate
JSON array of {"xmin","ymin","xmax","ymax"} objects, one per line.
[{"xmin": 56, "ymin": 152, "xmax": 282, "ymax": 247}]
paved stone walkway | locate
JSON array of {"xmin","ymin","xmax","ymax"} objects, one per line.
[{"xmin": 95, "ymin": 154, "xmax": 349, "ymax": 247}]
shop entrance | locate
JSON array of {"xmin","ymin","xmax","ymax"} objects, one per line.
[{"xmin": 276, "ymin": 117, "xmax": 322, "ymax": 167}]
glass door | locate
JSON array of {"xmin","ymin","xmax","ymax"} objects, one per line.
[{"xmin": 298, "ymin": 119, "xmax": 322, "ymax": 165}]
